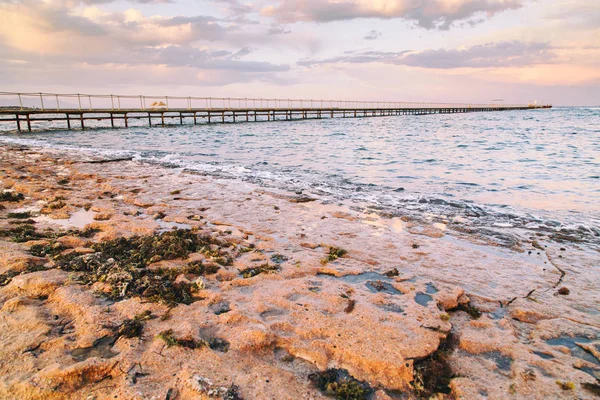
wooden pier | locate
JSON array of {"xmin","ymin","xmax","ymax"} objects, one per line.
[{"xmin": 0, "ymin": 92, "xmax": 551, "ymax": 132}]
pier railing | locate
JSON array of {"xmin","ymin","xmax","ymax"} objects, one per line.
[{"xmin": 0, "ymin": 91, "xmax": 536, "ymax": 111}]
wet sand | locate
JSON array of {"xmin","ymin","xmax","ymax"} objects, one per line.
[{"xmin": 0, "ymin": 144, "xmax": 598, "ymax": 400}]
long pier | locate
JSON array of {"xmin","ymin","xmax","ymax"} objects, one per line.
[{"xmin": 0, "ymin": 92, "xmax": 551, "ymax": 132}]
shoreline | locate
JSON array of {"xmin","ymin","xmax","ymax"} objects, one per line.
[{"xmin": 0, "ymin": 144, "xmax": 598, "ymax": 399}]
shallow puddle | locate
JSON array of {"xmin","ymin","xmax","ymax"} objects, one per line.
[
  {"xmin": 319, "ymin": 272, "xmax": 402, "ymax": 295},
  {"xmin": 35, "ymin": 208, "xmax": 96, "ymax": 229},
  {"xmin": 336, "ymin": 271, "xmax": 391, "ymax": 284},
  {"xmin": 481, "ymin": 351, "xmax": 513, "ymax": 372},
  {"xmin": 365, "ymin": 280, "xmax": 402, "ymax": 295},
  {"xmin": 156, "ymin": 219, "xmax": 192, "ymax": 232},
  {"xmin": 70, "ymin": 336, "xmax": 118, "ymax": 362},
  {"xmin": 415, "ymin": 292, "xmax": 433, "ymax": 306},
  {"xmin": 379, "ymin": 303, "xmax": 405, "ymax": 314},
  {"xmin": 425, "ymin": 283, "xmax": 438, "ymax": 294},
  {"xmin": 546, "ymin": 336, "xmax": 599, "ymax": 366},
  {"xmin": 533, "ymin": 351, "xmax": 554, "ymax": 360}
]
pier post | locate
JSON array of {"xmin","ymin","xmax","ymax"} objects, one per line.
[
  {"xmin": 111, "ymin": 113, "xmax": 115, "ymax": 128},
  {"xmin": 26, "ymin": 114, "xmax": 31, "ymax": 132},
  {"xmin": 180, "ymin": 112, "xmax": 183, "ymax": 125},
  {"xmin": 80, "ymin": 113, "xmax": 85, "ymax": 129},
  {"xmin": 16, "ymin": 114, "xmax": 21, "ymax": 132},
  {"xmin": 222, "ymin": 112, "xmax": 225, "ymax": 123},
  {"xmin": 208, "ymin": 113, "xmax": 211, "ymax": 123},
  {"xmin": 194, "ymin": 113, "xmax": 197, "ymax": 125},
  {"xmin": 148, "ymin": 112, "xmax": 151, "ymax": 127},
  {"xmin": 66, "ymin": 114, "xmax": 71, "ymax": 129},
  {"xmin": 161, "ymin": 113, "xmax": 165, "ymax": 126},
  {"xmin": 124, "ymin": 113, "xmax": 128, "ymax": 128}
]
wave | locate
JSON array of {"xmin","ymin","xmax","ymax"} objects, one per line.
[{"xmin": 2, "ymin": 135, "xmax": 599, "ymax": 248}]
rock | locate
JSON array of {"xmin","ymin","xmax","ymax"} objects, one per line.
[
  {"xmin": 93, "ymin": 212, "xmax": 112, "ymax": 221},
  {"xmin": 56, "ymin": 235, "xmax": 86, "ymax": 249},
  {"xmin": 435, "ymin": 287, "xmax": 466, "ymax": 311},
  {"xmin": 557, "ymin": 287, "xmax": 570, "ymax": 295}
]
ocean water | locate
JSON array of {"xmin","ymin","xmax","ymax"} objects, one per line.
[{"xmin": 2, "ymin": 107, "xmax": 599, "ymax": 246}]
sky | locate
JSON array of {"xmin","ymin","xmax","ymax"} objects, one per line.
[{"xmin": 0, "ymin": 0, "xmax": 599, "ymax": 105}]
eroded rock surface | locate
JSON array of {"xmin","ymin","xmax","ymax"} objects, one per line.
[{"xmin": 0, "ymin": 145, "xmax": 598, "ymax": 399}]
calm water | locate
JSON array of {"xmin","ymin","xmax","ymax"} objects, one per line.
[{"xmin": 2, "ymin": 107, "xmax": 599, "ymax": 245}]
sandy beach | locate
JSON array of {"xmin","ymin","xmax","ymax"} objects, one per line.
[{"xmin": 0, "ymin": 143, "xmax": 598, "ymax": 400}]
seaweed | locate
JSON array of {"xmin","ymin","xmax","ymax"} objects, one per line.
[
  {"xmin": 8, "ymin": 218, "xmax": 36, "ymax": 225},
  {"xmin": 0, "ymin": 224, "xmax": 45, "ymax": 242},
  {"xmin": 0, "ymin": 191, "xmax": 24, "ymax": 202},
  {"xmin": 582, "ymin": 382, "xmax": 600, "ymax": 396},
  {"xmin": 54, "ymin": 229, "xmax": 229, "ymax": 305},
  {"xmin": 7, "ymin": 211, "xmax": 32, "ymax": 219},
  {"xmin": 208, "ymin": 337, "xmax": 230, "ymax": 353},
  {"xmin": 384, "ymin": 268, "xmax": 399, "ymax": 277},
  {"xmin": 116, "ymin": 319, "xmax": 144, "ymax": 339},
  {"xmin": 344, "ymin": 299, "xmax": 356, "ymax": 313},
  {"xmin": 114, "ymin": 310, "xmax": 156, "ymax": 339},
  {"xmin": 184, "ymin": 260, "xmax": 219, "ymax": 276},
  {"xmin": 412, "ymin": 333, "xmax": 455, "ymax": 397},
  {"xmin": 308, "ymin": 369, "xmax": 372, "ymax": 400},
  {"xmin": 47, "ymin": 200, "xmax": 66, "ymax": 210},
  {"xmin": 270, "ymin": 254, "xmax": 289, "ymax": 264},
  {"xmin": 0, "ymin": 264, "xmax": 48, "ymax": 287},
  {"xmin": 457, "ymin": 302, "xmax": 482, "ymax": 319},
  {"xmin": 240, "ymin": 263, "xmax": 279, "ymax": 278},
  {"xmin": 157, "ymin": 329, "xmax": 207, "ymax": 349},
  {"xmin": 321, "ymin": 246, "xmax": 347, "ymax": 265},
  {"xmin": 199, "ymin": 244, "xmax": 234, "ymax": 266},
  {"xmin": 29, "ymin": 242, "xmax": 68, "ymax": 258},
  {"xmin": 223, "ymin": 385, "xmax": 244, "ymax": 400}
]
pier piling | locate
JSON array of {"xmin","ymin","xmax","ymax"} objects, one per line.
[{"xmin": 0, "ymin": 91, "xmax": 551, "ymax": 133}]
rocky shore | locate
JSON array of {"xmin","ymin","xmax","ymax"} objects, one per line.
[{"xmin": 0, "ymin": 144, "xmax": 598, "ymax": 399}]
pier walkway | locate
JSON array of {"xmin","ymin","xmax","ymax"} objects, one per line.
[{"xmin": 0, "ymin": 92, "xmax": 551, "ymax": 132}]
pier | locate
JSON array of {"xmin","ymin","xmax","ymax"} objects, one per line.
[{"xmin": 0, "ymin": 92, "xmax": 551, "ymax": 132}]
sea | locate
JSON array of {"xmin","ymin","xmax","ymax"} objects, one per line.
[{"xmin": 1, "ymin": 106, "xmax": 599, "ymax": 248}]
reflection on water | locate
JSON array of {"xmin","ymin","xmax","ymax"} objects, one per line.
[
  {"xmin": 2, "ymin": 107, "xmax": 599, "ymax": 244},
  {"xmin": 34, "ymin": 209, "xmax": 96, "ymax": 229}
]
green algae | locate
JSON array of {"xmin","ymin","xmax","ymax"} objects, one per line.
[
  {"xmin": 240, "ymin": 262, "xmax": 278, "ymax": 278},
  {"xmin": 52, "ymin": 229, "xmax": 232, "ymax": 305},
  {"xmin": 321, "ymin": 246, "xmax": 347, "ymax": 265},
  {"xmin": 412, "ymin": 333, "xmax": 455, "ymax": 397},
  {"xmin": 157, "ymin": 329, "xmax": 207, "ymax": 349},
  {"xmin": 0, "ymin": 263, "xmax": 48, "ymax": 287},
  {"xmin": 7, "ymin": 211, "xmax": 32, "ymax": 219},
  {"xmin": 556, "ymin": 380, "xmax": 575, "ymax": 390},
  {"xmin": 457, "ymin": 303, "xmax": 482, "ymax": 319},
  {"xmin": 308, "ymin": 369, "xmax": 372, "ymax": 400},
  {"xmin": 0, "ymin": 224, "xmax": 45, "ymax": 242},
  {"xmin": 0, "ymin": 192, "xmax": 24, "ymax": 202}
]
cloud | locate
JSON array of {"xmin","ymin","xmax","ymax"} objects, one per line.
[
  {"xmin": 299, "ymin": 41, "xmax": 557, "ymax": 69},
  {"xmin": 0, "ymin": 0, "xmax": 291, "ymax": 86},
  {"xmin": 364, "ymin": 30, "xmax": 381, "ymax": 40},
  {"xmin": 267, "ymin": 24, "xmax": 292, "ymax": 35},
  {"xmin": 261, "ymin": 0, "xmax": 524, "ymax": 29}
]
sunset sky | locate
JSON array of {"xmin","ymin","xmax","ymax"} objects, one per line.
[{"xmin": 1, "ymin": 0, "xmax": 598, "ymax": 105}]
